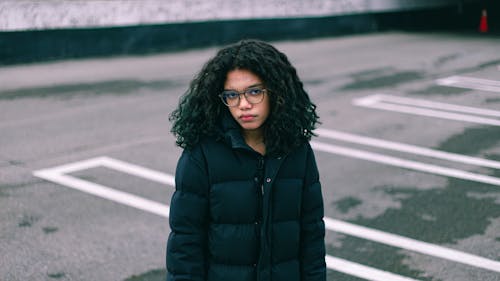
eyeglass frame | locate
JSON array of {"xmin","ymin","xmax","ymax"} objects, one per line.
[{"xmin": 218, "ymin": 85, "xmax": 268, "ymax": 107}]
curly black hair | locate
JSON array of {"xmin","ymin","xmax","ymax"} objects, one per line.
[{"xmin": 169, "ymin": 39, "xmax": 320, "ymax": 156}]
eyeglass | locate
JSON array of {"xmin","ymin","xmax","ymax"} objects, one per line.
[{"xmin": 219, "ymin": 86, "xmax": 267, "ymax": 107}]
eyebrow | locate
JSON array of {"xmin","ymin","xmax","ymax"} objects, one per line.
[{"xmin": 224, "ymin": 83, "xmax": 264, "ymax": 91}]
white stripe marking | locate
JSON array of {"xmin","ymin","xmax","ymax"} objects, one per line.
[
  {"xmin": 39, "ymin": 156, "xmax": 175, "ymax": 186},
  {"xmin": 436, "ymin": 76, "xmax": 500, "ymax": 93},
  {"xmin": 33, "ymin": 158, "xmax": 418, "ymax": 281},
  {"xmin": 357, "ymin": 94, "xmax": 500, "ymax": 117},
  {"xmin": 33, "ymin": 157, "xmax": 500, "ymax": 274},
  {"xmin": 316, "ymin": 128, "xmax": 500, "ymax": 169},
  {"xmin": 326, "ymin": 256, "xmax": 420, "ymax": 281},
  {"xmin": 324, "ymin": 218, "xmax": 500, "ymax": 274},
  {"xmin": 34, "ymin": 169, "xmax": 170, "ymax": 217},
  {"xmin": 353, "ymin": 95, "xmax": 500, "ymax": 126},
  {"xmin": 311, "ymin": 141, "xmax": 500, "ymax": 186},
  {"xmin": 99, "ymin": 157, "xmax": 175, "ymax": 186}
]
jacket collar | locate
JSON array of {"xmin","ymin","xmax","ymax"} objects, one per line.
[
  {"xmin": 219, "ymin": 111, "xmax": 250, "ymax": 151},
  {"xmin": 219, "ymin": 111, "xmax": 289, "ymax": 159}
]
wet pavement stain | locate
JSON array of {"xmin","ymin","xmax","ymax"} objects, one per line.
[
  {"xmin": 485, "ymin": 154, "xmax": 500, "ymax": 183},
  {"xmin": 327, "ymin": 127, "xmax": 500, "ymax": 280},
  {"xmin": 72, "ymin": 174, "xmax": 97, "ymax": 182},
  {"xmin": 124, "ymin": 269, "xmax": 165, "ymax": 281},
  {"xmin": 8, "ymin": 160, "xmax": 24, "ymax": 166},
  {"xmin": 18, "ymin": 214, "xmax": 40, "ymax": 227},
  {"xmin": 327, "ymin": 175, "xmax": 500, "ymax": 280},
  {"xmin": 43, "ymin": 226, "xmax": 59, "ymax": 234},
  {"xmin": 433, "ymin": 53, "xmax": 461, "ymax": 68},
  {"xmin": 436, "ymin": 126, "xmax": 500, "ymax": 156},
  {"xmin": 0, "ymin": 79, "xmax": 182, "ymax": 100},
  {"xmin": 327, "ymin": 238, "xmax": 437, "ymax": 281},
  {"xmin": 334, "ymin": 196, "xmax": 362, "ymax": 213},
  {"xmin": 485, "ymin": 153, "xmax": 500, "ymax": 161},
  {"xmin": 0, "ymin": 184, "xmax": 11, "ymax": 197},
  {"xmin": 477, "ymin": 59, "xmax": 500, "ymax": 70},
  {"xmin": 327, "ymin": 269, "xmax": 365, "ymax": 281},
  {"xmin": 410, "ymin": 84, "xmax": 469, "ymax": 96},
  {"xmin": 47, "ymin": 272, "xmax": 65, "ymax": 279},
  {"xmin": 0, "ymin": 180, "xmax": 44, "ymax": 191},
  {"xmin": 450, "ymin": 58, "xmax": 500, "ymax": 77},
  {"xmin": 486, "ymin": 98, "xmax": 500, "ymax": 104},
  {"xmin": 341, "ymin": 71, "xmax": 424, "ymax": 90},
  {"xmin": 357, "ymin": 181, "xmax": 500, "ymax": 244}
]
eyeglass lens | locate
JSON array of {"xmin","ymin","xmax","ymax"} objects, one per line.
[{"xmin": 221, "ymin": 87, "xmax": 265, "ymax": 106}]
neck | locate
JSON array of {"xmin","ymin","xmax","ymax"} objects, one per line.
[
  {"xmin": 242, "ymin": 129, "xmax": 266, "ymax": 155},
  {"xmin": 243, "ymin": 129, "xmax": 264, "ymax": 145}
]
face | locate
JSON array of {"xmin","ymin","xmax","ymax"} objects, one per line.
[{"xmin": 223, "ymin": 69, "xmax": 270, "ymax": 134}]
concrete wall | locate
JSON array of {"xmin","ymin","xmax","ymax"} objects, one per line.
[
  {"xmin": 0, "ymin": 0, "xmax": 472, "ymax": 31},
  {"xmin": 0, "ymin": 0, "xmax": 490, "ymax": 65}
]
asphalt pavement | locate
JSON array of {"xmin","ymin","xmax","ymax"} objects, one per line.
[{"xmin": 1, "ymin": 31, "xmax": 500, "ymax": 281}]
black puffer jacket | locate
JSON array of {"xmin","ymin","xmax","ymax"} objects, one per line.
[{"xmin": 166, "ymin": 117, "xmax": 326, "ymax": 281}]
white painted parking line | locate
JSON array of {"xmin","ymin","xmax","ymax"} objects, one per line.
[
  {"xmin": 36, "ymin": 156, "xmax": 175, "ymax": 186},
  {"xmin": 324, "ymin": 218, "xmax": 500, "ymax": 274},
  {"xmin": 33, "ymin": 158, "xmax": 420, "ymax": 281},
  {"xmin": 33, "ymin": 157, "xmax": 500, "ymax": 274},
  {"xmin": 99, "ymin": 157, "xmax": 175, "ymax": 186},
  {"xmin": 316, "ymin": 128, "xmax": 500, "ymax": 169},
  {"xmin": 33, "ymin": 156, "xmax": 174, "ymax": 217},
  {"xmin": 326, "ymin": 256, "xmax": 419, "ymax": 281},
  {"xmin": 353, "ymin": 94, "xmax": 500, "ymax": 126},
  {"xmin": 436, "ymin": 76, "xmax": 500, "ymax": 93},
  {"xmin": 311, "ymin": 141, "xmax": 500, "ymax": 187},
  {"xmin": 356, "ymin": 94, "xmax": 500, "ymax": 117},
  {"xmin": 34, "ymin": 169, "xmax": 171, "ymax": 217}
]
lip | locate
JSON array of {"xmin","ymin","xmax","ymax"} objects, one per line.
[{"xmin": 240, "ymin": 114, "xmax": 256, "ymax": 121}]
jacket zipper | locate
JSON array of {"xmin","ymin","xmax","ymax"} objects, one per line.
[{"xmin": 258, "ymin": 157, "xmax": 265, "ymax": 195}]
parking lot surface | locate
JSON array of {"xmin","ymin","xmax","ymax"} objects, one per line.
[{"xmin": 1, "ymin": 31, "xmax": 500, "ymax": 281}]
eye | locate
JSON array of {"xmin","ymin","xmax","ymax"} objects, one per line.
[
  {"xmin": 247, "ymin": 88, "xmax": 263, "ymax": 96},
  {"xmin": 223, "ymin": 91, "xmax": 239, "ymax": 99}
]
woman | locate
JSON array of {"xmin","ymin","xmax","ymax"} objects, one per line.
[{"xmin": 167, "ymin": 39, "xmax": 326, "ymax": 281}]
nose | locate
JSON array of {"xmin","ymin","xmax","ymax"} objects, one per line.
[{"xmin": 238, "ymin": 94, "xmax": 252, "ymax": 109}]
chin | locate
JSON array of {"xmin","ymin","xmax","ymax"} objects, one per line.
[{"xmin": 240, "ymin": 123, "xmax": 262, "ymax": 131}]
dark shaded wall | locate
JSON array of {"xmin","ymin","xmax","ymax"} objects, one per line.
[{"xmin": 0, "ymin": 2, "xmax": 495, "ymax": 66}]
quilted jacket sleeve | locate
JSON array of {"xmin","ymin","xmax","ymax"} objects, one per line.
[
  {"xmin": 166, "ymin": 147, "xmax": 209, "ymax": 281},
  {"xmin": 300, "ymin": 144, "xmax": 326, "ymax": 281}
]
